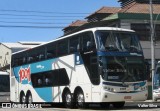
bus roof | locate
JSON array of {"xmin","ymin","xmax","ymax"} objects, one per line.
[
  {"xmin": 0, "ymin": 71, "xmax": 9, "ymax": 75},
  {"xmin": 12, "ymin": 27, "xmax": 135, "ymax": 55}
]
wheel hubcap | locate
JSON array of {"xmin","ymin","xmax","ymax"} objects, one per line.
[
  {"xmin": 78, "ymin": 94, "xmax": 84, "ymax": 104},
  {"xmin": 22, "ymin": 96, "xmax": 26, "ymax": 103},
  {"xmin": 28, "ymin": 96, "xmax": 32, "ymax": 103},
  {"xmin": 66, "ymin": 93, "xmax": 71, "ymax": 103}
]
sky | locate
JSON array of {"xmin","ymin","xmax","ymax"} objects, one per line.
[{"xmin": 0, "ymin": 0, "xmax": 120, "ymax": 43}]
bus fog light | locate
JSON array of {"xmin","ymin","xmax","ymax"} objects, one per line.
[{"xmin": 105, "ymin": 95, "xmax": 108, "ymax": 98}]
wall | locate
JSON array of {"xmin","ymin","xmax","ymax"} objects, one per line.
[{"xmin": 0, "ymin": 44, "xmax": 11, "ymax": 69}]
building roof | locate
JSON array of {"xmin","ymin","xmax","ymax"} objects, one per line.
[
  {"xmin": 85, "ymin": 6, "xmax": 121, "ymax": 19},
  {"xmin": 119, "ymin": 2, "xmax": 160, "ymax": 14},
  {"xmin": 103, "ymin": 13, "xmax": 160, "ymax": 21},
  {"xmin": 102, "ymin": 1, "xmax": 160, "ymax": 21},
  {"xmin": 118, "ymin": 0, "xmax": 160, "ymax": 8},
  {"xmin": 18, "ymin": 41, "xmax": 45, "ymax": 45},
  {"xmin": 62, "ymin": 20, "xmax": 88, "ymax": 34},
  {"xmin": 1, "ymin": 41, "xmax": 44, "ymax": 49},
  {"xmin": 63, "ymin": 20, "xmax": 88, "ymax": 30}
]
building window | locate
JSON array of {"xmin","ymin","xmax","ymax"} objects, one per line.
[
  {"xmin": 131, "ymin": 23, "xmax": 150, "ymax": 41},
  {"xmin": 131, "ymin": 23, "xmax": 160, "ymax": 41}
]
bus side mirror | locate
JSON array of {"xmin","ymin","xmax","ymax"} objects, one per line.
[{"xmin": 99, "ymin": 60, "xmax": 103, "ymax": 75}]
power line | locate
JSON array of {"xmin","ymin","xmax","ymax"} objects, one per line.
[
  {"xmin": 0, "ymin": 9, "xmax": 90, "ymax": 15},
  {"xmin": 0, "ymin": 13, "xmax": 84, "ymax": 18},
  {"xmin": 0, "ymin": 25, "xmax": 65, "ymax": 29},
  {"xmin": 0, "ymin": 9, "xmax": 88, "ymax": 29},
  {"xmin": 0, "ymin": 20, "xmax": 70, "ymax": 25},
  {"xmin": 0, "ymin": 17, "xmax": 75, "ymax": 21}
]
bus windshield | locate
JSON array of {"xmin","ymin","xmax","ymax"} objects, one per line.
[
  {"xmin": 100, "ymin": 56, "xmax": 146, "ymax": 82},
  {"xmin": 96, "ymin": 31, "xmax": 142, "ymax": 52}
]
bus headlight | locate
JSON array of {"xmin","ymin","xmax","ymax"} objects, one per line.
[{"xmin": 103, "ymin": 86, "xmax": 116, "ymax": 92}]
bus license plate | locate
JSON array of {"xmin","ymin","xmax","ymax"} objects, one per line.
[{"xmin": 124, "ymin": 96, "xmax": 132, "ymax": 100}]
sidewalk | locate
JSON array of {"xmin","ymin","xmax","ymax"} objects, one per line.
[{"xmin": 126, "ymin": 99, "xmax": 160, "ymax": 103}]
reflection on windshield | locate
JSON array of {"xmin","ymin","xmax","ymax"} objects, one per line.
[
  {"xmin": 96, "ymin": 31, "xmax": 142, "ymax": 52},
  {"xmin": 100, "ymin": 56, "xmax": 145, "ymax": 82}
]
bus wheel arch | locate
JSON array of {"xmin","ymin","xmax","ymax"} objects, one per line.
[
  {"xmin": 26, "ymin": 90, "xmax": 33, "ymax": 104},
  {"xmin": 20, "ymin": 91, "xmax": 26, "ymax": 104},
  {"xmin": 62, "ymin": 87, "xmax": 74, "ymax": 108}
]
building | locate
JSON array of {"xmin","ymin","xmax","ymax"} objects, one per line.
[{"xmin": 0, "ymin": 41, "xmax": 45, "ymax": 71}]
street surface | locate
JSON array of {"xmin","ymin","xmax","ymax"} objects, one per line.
[{"xmin": 0, "ymin": 101, "xmax": 160, "ymax": 111}]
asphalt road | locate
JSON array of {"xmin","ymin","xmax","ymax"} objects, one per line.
[{"xmin": 0, "ymin": 102, "xmax": 160, "ymax": 111}]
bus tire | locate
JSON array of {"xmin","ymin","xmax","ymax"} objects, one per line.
[
  {"xmin": 63, "ymin": 90, "xmax": 74, "ymax": 108},
  {"xmin": 20, "ymin": 92, "xmax": 26, "ymax": 104},
  {"xmin": 26, "ymin": 92, "xmax": 32, "ymax": 104},
  {"xmin": 76, "ymin": 89, "xmax": 86, "ymax": 109},
  {"xmin": 112, "ymin": 102, "xmax": 125, "ymax": 109}
]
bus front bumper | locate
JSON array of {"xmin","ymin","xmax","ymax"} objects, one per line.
[{"xmin": 101, "ymin": 90, "xmax": 148, "ymax": 102}]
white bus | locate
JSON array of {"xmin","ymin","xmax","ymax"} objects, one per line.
[
  {"xmin": 0, "ymin": 71, "xmax": 10, "ymax": 102},
  {"xmin": 10, "ymin": 27, "xmax": 148, "ymax": 108}
]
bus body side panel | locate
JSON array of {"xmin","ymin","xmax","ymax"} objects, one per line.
[{"xmin": 10, "ymin": 54, "xmax": 94, "ymax": 103}]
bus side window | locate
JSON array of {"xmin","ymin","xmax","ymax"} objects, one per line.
[
  {"xmin": 27, "ymin": 47, "xmax": 45, "ymax": 63},
  {"xmin": 46, "ymin": 43, "xmax": 57, "ymax": 59},
  {"xmin": 82, "ymin": 32, "xmax": 96, "ymax": 51},
  {"xmin": 69, "ymin": 36, "xmax": 79, "ymax": 53},
  {"xmin": 13, "ymin": 58, "xmax": 19, "ymax": 67},
  {"xmin": 38, "ymin": 54, "xmax": 45, "ymax": 61},
  {"xmin": 38, "ymin": 78, "xmax": 42, "ymax": 86},
  {"xmin": 57, "ymin": 40, "xmax": 68, "ymax": 56},
  {"xmin": 18, "ymin": 57, "xmax": 24, "ymax": 65},
  {"xmin": 27, "ymin": 56, "xmax": 34, "ymax": 63}
]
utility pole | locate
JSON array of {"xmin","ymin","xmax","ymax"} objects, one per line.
[{"xmin": 149, "ymin": 0, "xmax": 155, "ymax": 101}]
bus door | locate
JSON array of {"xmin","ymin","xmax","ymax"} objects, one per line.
[
  {"xmin": 90, "ymin": 55, "xmax": 101, "ymax": 102},
  {"xmin": 80, "ymin": 32, "xmax": 100, "ymax": 101},
  {"xmin": 80, "ymin": 51, "xmax": 100, "ymax": 101}
]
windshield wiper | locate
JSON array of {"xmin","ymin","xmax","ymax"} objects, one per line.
[
  {"xmin": 105, "ymin": 46, "xmax": 119, "ymax": 51},
  {"xmin": 129, "ymin": 46, "xmax": 140, "ymax": 52}
]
